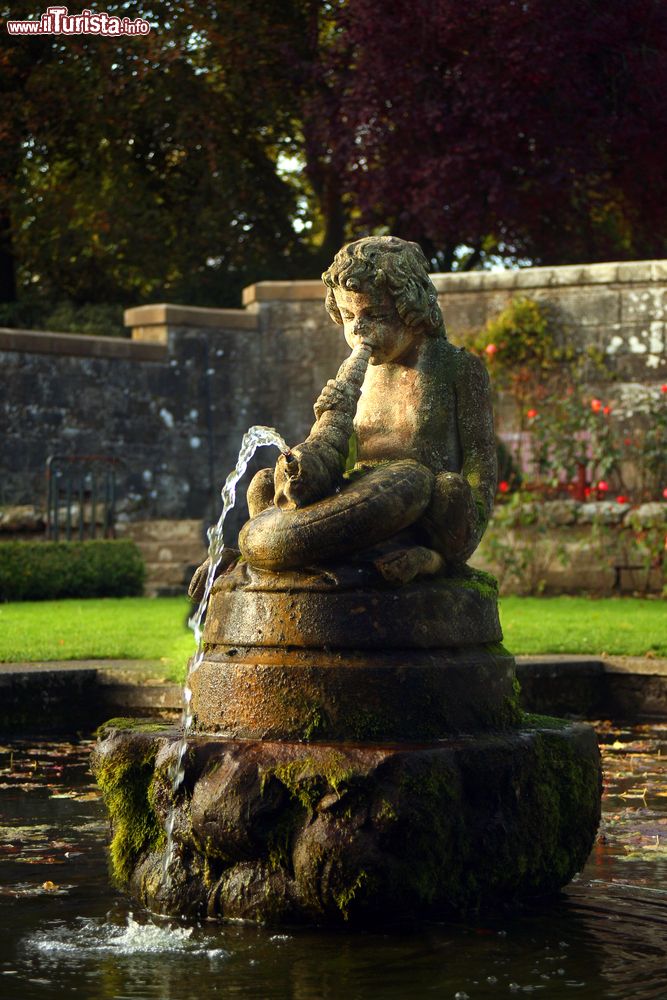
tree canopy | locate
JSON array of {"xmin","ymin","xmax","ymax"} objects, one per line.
[
  {"xmin": 1, "ymin": 0, "xmax": 666, "ymax": 320},
  {"xmin": 321, "ymin": 0, "xmax": 667, "ymax": 269}
]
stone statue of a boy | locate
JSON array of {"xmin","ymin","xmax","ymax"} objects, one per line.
[
  {"xmin": 190, "ymin": 236, "xmax": 497, "ymax": 598},
  {"xmin": 240, "ymin": 235, "xmax": 497, "ymax": 584}
]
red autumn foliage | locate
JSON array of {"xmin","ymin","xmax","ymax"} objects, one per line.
[{"xmin": 318, "ymin": 0, "xmax": 667, "ymax": 268}]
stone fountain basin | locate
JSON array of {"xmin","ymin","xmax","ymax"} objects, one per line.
[{"xmin": 91, "ymin": 716, "xmax": 600, "ymax": 926}]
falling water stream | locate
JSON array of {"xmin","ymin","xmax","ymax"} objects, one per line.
[{"xmin": 162, "ymin": 425, "xmax": 288, "ymax": 879}]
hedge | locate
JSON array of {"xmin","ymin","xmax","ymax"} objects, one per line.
[{"xmin": 0, "ymin": 540, "xmax": 145, "ymax": 601}]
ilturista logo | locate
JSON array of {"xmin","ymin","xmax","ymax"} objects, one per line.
[{"xmin": 6, "ymin": 6, "xmax": 151, "ymax": 35}]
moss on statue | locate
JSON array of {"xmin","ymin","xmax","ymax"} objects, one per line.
[
  {"xmin": 452, "ymin": 566, "xmax": 499, "ymax": 600},
  {"xmin": 92, "ymin": 714, "xmax": 600, "ymax": 925},
  {"xmin": 262, "ymin": 751, "xmax": 358, "ymax": 811},
  {"xmin": 92, "ymin": 727, "xmax": 167, "ymax": 884},
  {"xmin": 334, "ymin": 870, "xmax": 369, "ymax": 920},
  {"xmin": 95, "ymin": 717, "xmax": 171, "ymax": 738}
]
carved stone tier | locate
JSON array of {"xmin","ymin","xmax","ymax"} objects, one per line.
[
  {"xmin": 191, "ymin": 561, "xmax": 514, "ymax": 740},
  {"xmin": 203, "ymin": 561, "xmax": 503, "ymax": 650},
  {"xmin": 190, "ymin": 645, "xmax": 516, "ymax": 741}
]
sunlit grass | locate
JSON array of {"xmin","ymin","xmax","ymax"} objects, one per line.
[
  {"xmin": 0, "ymin": 597, "xmax": 193, "ymax": 680},
  {"xmin": 500, "ymin": 595, "xmax": 667, "ymax": 657},
  {"xmin": 0, "ymin": 596, "xmax": 664, "ymax": 687}
]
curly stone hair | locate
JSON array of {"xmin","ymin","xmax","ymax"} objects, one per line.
[{"xmin": 322, "ymin": 235, "xmax": 445, "ymax": 338}]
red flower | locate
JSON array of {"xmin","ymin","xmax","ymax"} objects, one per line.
[
  {"xmin": 661, "ymin": 384, "xmax": 667, "ymax": 393},
  {"xmin": 485, "ymin": 343, "xmax": 498, "ymax": 357},
  {"xmin": 602, "ymin": 405, "xmax": 611, "ymax": 416},
  {"xmin": 624, "ymin": 437, "xmax": 632, "ymax": 446},
  {"xmin": 584, "ymin": 487, "xmax": 592, "ymax": 498},
  {"xmin": 597, "ymin": 480, "xmax": 609, "ymax": 492},
  {"xmin": 498, "ymin": 480, "xmax": 510, "ymax": 493},
  {"xmin": 662, "ymin": 487, "xmax": 667, "ymax": 499},
  {"xmin": 616, "ymin": 495, "xmax": 629, "ymax": 504},
  {"xmin": 526, "ymin": 408, "xmax": 538, "ymax": 419},
  {"xmin": 590, "ymin": 399, "xmax": 603, "ymax": 413}
]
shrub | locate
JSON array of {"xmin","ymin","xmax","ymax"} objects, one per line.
[{"xmin": 0, "ymin": 540, "xmax": 145, "ymax": 602}]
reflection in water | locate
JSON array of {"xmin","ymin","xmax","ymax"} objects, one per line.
[{"xmin": 0, "ymin": 724, "xmax": 665, "ymax": 1000}]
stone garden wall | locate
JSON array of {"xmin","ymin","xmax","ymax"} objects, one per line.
[{"xmin": 1, "ymin": 260, "xmax": 665, "ymax": 593}]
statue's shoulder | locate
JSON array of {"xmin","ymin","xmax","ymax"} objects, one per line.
[
  {"xmin": 442, "ymin": 343, "xmax": 492, "ymax": 401},
  {"xmin": 438, "ymin": 341, "xmax": 488, "ymax": 381}
]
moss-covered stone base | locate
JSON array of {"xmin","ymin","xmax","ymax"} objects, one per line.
[{"xmin": 92, "ymin": 717, "xmax": 601, "ymax": 925}]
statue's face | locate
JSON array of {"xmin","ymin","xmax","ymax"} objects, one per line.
[{"xmin": 334, "ymin": 285, "xmax": 421, "ymax": 365}]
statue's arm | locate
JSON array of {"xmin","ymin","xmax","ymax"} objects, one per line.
[
  {"xmin": 455, "ymin": 350, "xmax": 498, "ymax": 533},
  {"xmin": 420, "ymin": 350, "xmax": 497, "ymax": 565}
]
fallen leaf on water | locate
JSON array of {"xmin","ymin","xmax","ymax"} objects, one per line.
[
  {"xmin": 15, "ymin": 856, "xmax": 64, "ymax": 865},
  {"xmin": 0, "ymin": 883, "xmax": 73, "ymax": 898},
  {"xmin": 42, "ymin": 881, "xmax": 57, "ymax": 891}
]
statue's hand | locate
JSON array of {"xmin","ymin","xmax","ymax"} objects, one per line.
[
  {"xmin": 274, "ymin": 444, "xmax": 331, "ymax": 510},
  {"xmin": 313, "ymin": 379, "xmax": 351, "ymax": 420}
]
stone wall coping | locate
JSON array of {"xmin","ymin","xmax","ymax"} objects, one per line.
[
  {"xmin": 0, "ymin": 327, "xmax": 166, "ymax": 361},
  {"xmin": 242, "ymin": 281, "xmax": 327, "ymax": 305},
  {"xmin": 431, "ymin": 259, "xmax": 667, "ymax": 293},
  {"xmin": 241, "ymin": 259, "xmax": 667, "ymax": 303},
  {"xmin": 124, "ymin": 303, "xmax": 258, "ymax": 331}
]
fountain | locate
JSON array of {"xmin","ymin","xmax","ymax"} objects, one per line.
[{"xmin": 91, "ymin": 236, "xmax": 601, "ymax": 925}]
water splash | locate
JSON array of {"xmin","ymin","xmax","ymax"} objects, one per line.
[
  {"xmin": 162, "ymin": 425, "xmax": 288, "ymax": 879},
  {"xmin": 25, "ymin": 914, "xmax": 228, "ymax": 957}
]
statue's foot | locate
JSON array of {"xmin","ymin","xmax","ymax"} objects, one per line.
[
  {"xmin": 188, "ymin": 548, "xmax": 240, "ymax": 603},
  {"xmin": 373, "ymin": 545, "xmax": 443, "ymax": 586}
]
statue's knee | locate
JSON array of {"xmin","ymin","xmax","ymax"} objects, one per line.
[
  {"xmin": 421, "ymin": 472, "xmax": 481, "ymax": 564},
  {"xmin": 247, "ymin": 468, "xmax": 275, "ymax": 518}
]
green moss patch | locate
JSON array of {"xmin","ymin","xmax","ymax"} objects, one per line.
[
  {"xmin": 95, "ymin": 717, "xmax": 171, "ymax": 738},
  {"xmin": 92, "ymin": 735, "xmax": 166, "ymax": 884},
  {"xmin": 263, "ymin": 751, "xmax": 358, "ymax": 812}
]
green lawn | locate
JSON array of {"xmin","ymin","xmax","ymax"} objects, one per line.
[
  {"xmin": 0, "ymin": 596, "xmax": 664, "ymax": 683},
  {"xmin": 0, "ymin": 597, "xmax": 194, "ymax": 679},
  {"xmin": 499, "ymin": 595, "xmax": 666, "ymax": 657}
]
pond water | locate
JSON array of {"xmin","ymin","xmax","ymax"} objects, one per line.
[{"xmin": 0, "ymin": 723, "xmax": 665, "ymax": 1000}]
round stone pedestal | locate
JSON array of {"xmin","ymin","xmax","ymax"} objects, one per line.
[
  {"xmin": 192, "ymin": 562, "xmax": 516, "ymax": 740},
  {"xmin": 190, "ymin": 646, "xmax": 518, "ymax": 740},
  {"xmin": 92, "ymin": 718, "xmax": 601, "ymax": 925}
]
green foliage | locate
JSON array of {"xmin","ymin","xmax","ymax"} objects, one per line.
[
  {"xmin": 473, "ymin": 297, "xmax": 571, "ymax": 377},
  {"xmin": 528, "ymin": 393, "xmax": 620, "ymax": 489},
  {"xmin": 1, "ymin": 1, "xmax": 311, "ymax": 311},
  {"xmin": 589, "ymin": 508, "xmax": 667, "ymax": 596},
  {"xmin": 478, "ymin": 296, "xmax": 666, "ymax": 500},
  {"xmin": 496, "ymin": 437, "xmax": 522, "ymax": 492},
  {"xmin": 0, "ymin": 299, "xmax": 125, "ymax": 337},
  {"xmin": 0, "ymin": 539, "xmax": 145, "ymax": 601},
  {"xmin": 481, "ymin": 493, "xmax": 568, "ymax": 595}
]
